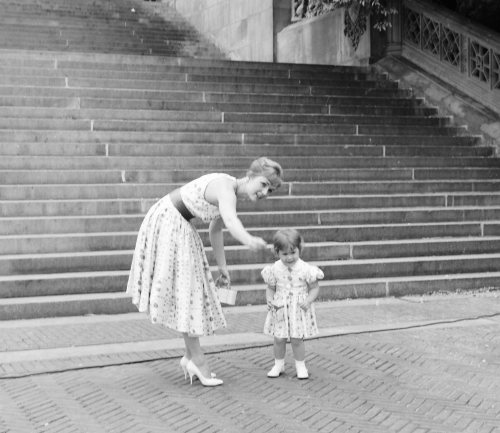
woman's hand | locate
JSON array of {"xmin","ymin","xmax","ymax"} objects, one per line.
[
  {"xmin": 246, "ymin": 236, "xmax": 267, "ymax": 251},
  {"xmin": 217, "ymin": 267, "xmax": 231, "ymax": 288}
]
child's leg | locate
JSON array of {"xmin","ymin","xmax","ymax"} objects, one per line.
[
  {"xmin": 267, "ymin": 337, "xmax": 287, "ymax": 377},
  {"xmin": 290, "ymin": 338, "xmax": 308, "ymax": 379},
  {"xmin": 273, "ymin": 337, "xmax": 287, "ymax": 360},
  {"xmin": 290, "ymin": 338, "xmax": 305, "ymax": 361}
]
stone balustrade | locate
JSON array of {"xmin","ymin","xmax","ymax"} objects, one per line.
[{"xmin": 401, "ymin": 0, "xmax": 500, "ymax": 113}]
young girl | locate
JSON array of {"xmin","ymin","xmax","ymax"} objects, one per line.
[{"xmin": 261, "ymin": 229, "xmax": 323, "ymax": 379}]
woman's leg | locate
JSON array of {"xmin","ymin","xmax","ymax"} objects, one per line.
[{"xmin": 182, "ymin": 333, "xmax": 211, "ymax": 377}]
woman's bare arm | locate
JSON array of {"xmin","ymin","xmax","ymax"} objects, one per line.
[
  {"xmin": 206, "ymin": 177, "xmax": 266, "ymax": 251},
  {"xmin": 209, "ymin": 217, "xmax": 228, "ymax": 277}
]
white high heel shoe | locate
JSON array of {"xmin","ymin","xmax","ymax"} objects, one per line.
[
  {"xmin": 186, "ymin": 360, "xmax": 223, "ymax": 387},
  {"xmin": 180, "ymin": 356, "xmax": 216, "ymax": 380},
  {"xmin": 180, "ymin": 356, "xmax": 189, "ymax": 380}
]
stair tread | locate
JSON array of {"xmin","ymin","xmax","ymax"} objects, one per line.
[
  {"xmin": 2, "ymin": 252, "xmax": 500, "ymax": 279},
  {"xmin": 2, "ymin": 271, "xmax": 500, "ymax": 306},
  {"xmin": 2, "ymin": 239, "xmax": 500, "ymax": 259}
]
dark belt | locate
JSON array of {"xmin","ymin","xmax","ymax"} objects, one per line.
[{"xmin": 169, "ymin": 188, "xmax": 194, "ymax": 221}]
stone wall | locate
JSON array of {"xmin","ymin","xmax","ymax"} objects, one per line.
[
  {"xmin": 277, "ymin": 8, "xmax": 371, "ymax": 66},
  {"xmin": 171, "ymin": 0, "xmax": 275, "ymax": 61}
]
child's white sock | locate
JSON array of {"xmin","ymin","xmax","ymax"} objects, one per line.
[
  {"xmin": 295, "ymin": 360, "xmax": 309, "ymax": 379},
  {"xmin": 267, "ymin": 359, "xmax": 285, "ymax": 378}
]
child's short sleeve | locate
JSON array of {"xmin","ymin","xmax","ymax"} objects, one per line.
[
  {"xmin": 261, "ymin": 265, "xmax": 277, "ymax": 287},
  {"xmin": 304, "ymin": 264, "xmax": 324, "ymax": 284}
]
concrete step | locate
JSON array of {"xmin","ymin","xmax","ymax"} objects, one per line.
[
  {"xmin": 0, "ymin": 155, "xmax": 495, "ymax": 170},
  {"xmin": 0, "ymin": 166, "xmax": 497, "ymax": 186},
  {"xmin": 0, "ymin": 95, "xmax": 435, "ymax": 117},
  {"xmin": 0, "ymin": 30, "xmax": 192, "ymax": 46},
  {"xmin": 0, "ymin": 74, "xmax": 407, "ymax": 96},
  {"xmin": 3, "ymin": 193, "xmax": 500, "ymax": 217},
  {"xmin": 0, "ymin": 129, "xmax": 480, "ymax": 146},
  {"xmin": 1, "ymin": 204, "xmax": 499, "ymax": 238},
  {"xmin": 0, "ymin": 95, "xmax": 438, "ymax": 116},
  {"xmin": 2, "ymin": 237, "xmax": 500, "ymax": 275},
  {"xmin": 53, "ymin": 57, "xmax": 380, "ymax": 76},
  {"xmin": 1, "ymin": 179, "xmax": 499, "ymax": 200},
  {"xmin": 0, "ymin": 49, "xmax": 378, "ymax": 75},
  {"xmin": 1, "ymin": 271, "xmax": 499, "ymax": 319},
  {"xmin": 66, "ymin": 79, "xmax": 411, "ymax": 98},
  {"xmin": 1, "ymin": 219, "xmax": 498, "ymax": 252},
  {"xmin": 0, "ymin": 107, "xmax": 451, "ymax": 128},
  {"xmin": 0, "ymin": 66, "xmax": 393, "ymax": 88},
  {"xmin": 0, "ymin": 118, "xmax": 464, "ymax": 137},
  {"xmin": 0, "ymin": 270, "xmax": 494, "ymax": 320},
  {"xmin": 0, "ymin": 86, "xmax": 417, "ymax": 107},
  {"xmin": 0, "ymin": 24, "xmax": 198, "ymax": 39},
  {"xmin": 1, "ymin": 253, "xmax": 499, "ymax": 299},
  {"xmin": 0, "ymin": 141, "xmax": 490, "ymax": 158}
]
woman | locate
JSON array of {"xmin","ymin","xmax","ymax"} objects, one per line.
[{"xmin": 126, "ymin": 157, "xmax": 283, "ymax": 386}]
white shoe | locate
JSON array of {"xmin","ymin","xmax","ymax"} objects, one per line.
[
  {"xmin": 180, "ymin": 356, "xmax": 189, "ymax": 380},
  {"xmin": 186, "ymin": 360, "xmax": 223, "ymax": 387},
  {"xmin": 180, "ymin": 356, "xmax": 216, "ymax": 380},
  {"xmin": 267, "ymin": 359, "xmax": 285, "ymax": 378},
  {"xmin": 295, "ymin": 360, "xmax": 309, "ymax": 379}
]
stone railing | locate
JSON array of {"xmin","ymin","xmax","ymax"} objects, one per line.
[{"xmin": 400, "ymin": 0, "xmax": 500, "ymax": 113}]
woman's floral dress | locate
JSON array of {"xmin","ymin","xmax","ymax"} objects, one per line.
[
  {"xmin": 262, "ymin": 259, "xmax": 324, "ymax": 339},
  {"xmin": 126, "ymin": 173, "xmax": 235, "ymax": 336}
]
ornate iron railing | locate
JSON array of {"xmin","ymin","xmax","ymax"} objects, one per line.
[{"xmin": 401, "ymin": 0, "xmax": 500, "ymax": 112}]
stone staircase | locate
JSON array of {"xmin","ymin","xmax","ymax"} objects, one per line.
[
  {"xmin": 0, "ymin": 0, "xmax": 222, "ymax": 57},
  {"xmin": 0, "ymin": 0, "xmax": 500, "ymax": 320}
]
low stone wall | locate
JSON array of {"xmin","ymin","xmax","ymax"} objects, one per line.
[
  {"xmin": 171, "ymin": 0, "xmax": 274, "ymax": 62},
  {"xmin": 277, "ymin": 9, "xmax": 370, "ymax": 66}
]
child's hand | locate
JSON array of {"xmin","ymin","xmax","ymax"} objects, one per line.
[
  {"xmin": 299, "ymin": 300, "xmax": 311, "ymax": 311},
  {"xmin": 267, "ymin": 300, "xmax": 282, "ymax": 310}
]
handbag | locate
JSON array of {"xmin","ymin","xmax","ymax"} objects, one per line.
[{"xmin": 215, "ymin": 275, "xmax": 237, "ymax": 305}]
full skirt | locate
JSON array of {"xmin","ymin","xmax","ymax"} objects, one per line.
[{"xmin": 126, "ymin": 195, "xmax": 226, "ymax": 336}]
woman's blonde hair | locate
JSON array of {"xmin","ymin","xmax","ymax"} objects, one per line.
[{"xmin": 247, "ymin": 157, "xmax": 283, "ymax": 189}]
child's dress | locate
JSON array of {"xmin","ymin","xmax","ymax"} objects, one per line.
[
  {"xmin": 126, "ymin": 173, "xmax": 233, "ymax": 337},
  {"xmin": 262, "ymin": 259, "xmax": 324, "ymax": 339}
]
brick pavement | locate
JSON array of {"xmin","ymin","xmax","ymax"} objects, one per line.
[{"xmin": 0, "ymin": 292, "xmax": 499, "ymax": 432}]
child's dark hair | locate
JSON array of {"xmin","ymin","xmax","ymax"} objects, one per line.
[{"xmin": 272, "ymin": 229, "xmax": 303, "ymax": 255}]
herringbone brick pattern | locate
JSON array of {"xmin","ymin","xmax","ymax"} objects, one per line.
[
  {"xmin": 2, "ymin": 295, "xmax": 498, "ymax": 352},
  {"xmin": 1, "ymin": 317, "xmax": 499, "ymax": 433}
]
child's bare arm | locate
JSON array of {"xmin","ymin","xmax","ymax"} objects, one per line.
[
  {"xmin": 266, "ymin": 285, "xmax": 277, "ymax": 309},
  {"xmin": 300, "ymin": 280, "xmax": 320, "ymax": 311}
]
